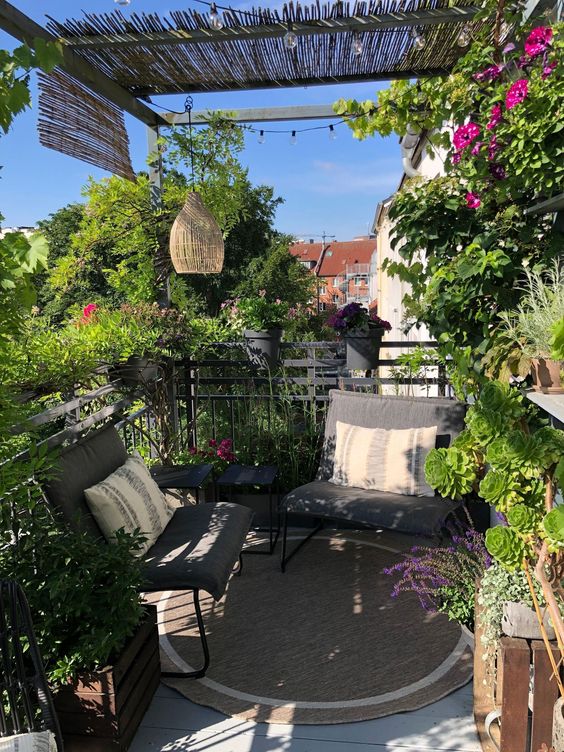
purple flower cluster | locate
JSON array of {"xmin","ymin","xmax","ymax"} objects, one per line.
[
  {"xmin": 383, "ymin": 526, "xmax": 491, "ymax": 614},
  {"xmin": 327, "ymin": 302, "xmax": 392, "ymax": 334},
  {"xmin": 473, "ymin": 64, "xmax": 503, "ymax": 83}
]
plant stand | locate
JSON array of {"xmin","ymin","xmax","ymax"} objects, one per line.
[{"xmin": 53, "ymin": 605, "xmax": 160, "ymax": 751}]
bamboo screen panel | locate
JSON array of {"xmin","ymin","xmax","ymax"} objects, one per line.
[{"xmin": 37, "ymin": 69, "xmax": 135, "ymax": 181}]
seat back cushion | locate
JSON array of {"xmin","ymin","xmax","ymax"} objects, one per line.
[
  {"xmin": 0, "ymin": 731, "xmax": 57, "ymax": 752},
  {"xmin": 44, "ymin": 424, "xmax": 128, "ymax": 538},
  {"xmin": 330, "ymin": 421, "xmax": 437, "ymax": 497},
  {"xmin": 317, "ymin": 390, "xmax": 467, "ymax": 481},
  {"xmin": 84, "ymin": 452, "xmax": 174, "ymax": 556}
]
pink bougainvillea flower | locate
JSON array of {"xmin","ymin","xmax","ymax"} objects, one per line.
[
  {"xmin": 517, "ymin": 54, "xmax": 530, "ymax": 69},
  {"xmin": 542, "ymin": 61, "xmax": 557, "ymax": 79},
  {"xmin": 506, "ymin": 79, "xmax": 528, "ymax": 110},
  {"xmin": 465, "ymin": 192, "xmax": 481, "ymax": 209},
  {"xmin": 451, "ymin": 151, "xmax": 462, "ymax": 165},
  {"xmin": 486, "ymin": 103, "xmax": 503, "ymax": 131},
  {"xmin": 488, "ymin": 134, "xmax": 500, "ymax": 161},
  {"xmin": 524, "ymin": 26, "xmax": 553, "ymax": 58},
  {"xmin": 473, "ymin": 65, "xmax": 503, "ymax": 82},
  {"xmin": 81, "ymin": 303, "xmax": 98, "ymax": 322},
  {"xmin": 453, "ymin": 122, "xmax": 481, "ymax": 151},
  {"xmin": 489, "ymin": 163, "xmax": 507, "ymax": 180},
  {"xmin": 471, "ymin": 141, "xmax": 483, "ymax": 156}
]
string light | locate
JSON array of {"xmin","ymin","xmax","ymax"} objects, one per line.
[
  {"xmin": 258, "ymin": 130, "xmax": 265, "ymax": 144},
  {"xmin": 289, "ymin": 130, "xmax": 297, "ymax": 145},
  {"xmin": 114, "ymin": 0, "xmax": 131, "ymax": 5},
  {"xmin": 411, "ymin": 27, "xmax": 426, "ymax": 50},
  {"xmin": 456, "ymin": 24, "xmax": 471, "ymax": 47},
  {"xmin": 329, "ymin": 124, "xmax": 337, "ymax": 141},
  {"xmin": 209, "ymin": 3, "xmax": 224, "ymax": 29},
  {"xmin": 284, "ymin": 22, "xmax": 298, "ymax": 50},
  {"xmin": 352, "ymin": 32, "xmax": 363, "ymax": 56}
]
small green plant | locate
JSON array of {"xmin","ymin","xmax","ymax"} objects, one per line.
[{"xmin": 224, "ymin": 293, "xmax": 289, "ymax": 332}]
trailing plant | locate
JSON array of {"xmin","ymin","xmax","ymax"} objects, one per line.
[
  {"xmin": 177, "ymin": 437, "xmax": 238, "ymax": 476},
  {"xmin": 334, "ymin": 17, "xmax": 564, "ymax": 373},
  {"xmin": 384, "ymin": 525, "xmax": 490, "ymax": 630},
  {"xmin": 225, "ymin": 293, "xmax": 290, "ymax": 331}
]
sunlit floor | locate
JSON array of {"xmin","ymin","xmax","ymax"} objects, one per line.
[{"xmin": 131, "ymin": 681, "xmax": 480, "ymax": 752}]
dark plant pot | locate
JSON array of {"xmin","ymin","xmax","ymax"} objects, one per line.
[
  {"xmin": 244, "ymin": 328, "xmax": 283, "ymax": 370},
  {"xmin": 53, "ymin": 605, "xmax": 160, "ymax": 751},
  {"xmin": 531, "ymin": 358, "xmax": 564, "ymax": 394},
  {"xmin": 113, "ymin": 355, "xmax": 159, "ymax": 388},
  {"xmin": 344, "ymin": 328, "xmax": 384, "ymax": 370}
]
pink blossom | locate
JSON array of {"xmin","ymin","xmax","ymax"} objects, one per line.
[
  {"xmin": 451, "ymin": 151, "xmax": 462, "ymax": 165},
  {"xmin": 542, "ymin": 61, "xmax": 557, "ymax": 79},
  {"xmin": 473, "ymin": 65, "xmax": 503, "ymax": 83},
  {"xmin": 524, "ymin": 26, "xmax": 553, "ymax": 58},
  {"xmin": 517, "ymin": 55, "xmax": 530, "ymax": 69},
  {"xmin": 208, "ymin": 439, "xmax": 217, "ymax": 447},
  {"xmin": 486, "ymin": 104, "xmax": 503, "ymax": 131},
  {"xmin": 505, "ymin": 79, "xmax": 528, "ymax": 110},
  {"xmin": 453, "ymin": 122, "xmax": 481, "ymax": 151},
  {"xmin": 488, "ymin": 134, "xmax": 499, "ymax": 161},
  {"xmin": 83, "ymin": 303, "xmax": 97, "ymax": 318},
  {"xmin": 471, "ymin": 141, "xmax": 483, "ymax": 156},
  {"xmin": 466, "ymin": 192, "xmax": 481, "ymax": 209}
]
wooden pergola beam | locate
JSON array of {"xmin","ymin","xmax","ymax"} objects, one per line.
[
  {"xmin": 164, "ymin": 104, "xmax": 338, "ymax": 125},
  {"xmin": 0, "ymin": 0, "xmax": 165, "ymax": 126},
  {"xmin": 62, "ymin": 6, "xmax": 480, "ymax": 51}
]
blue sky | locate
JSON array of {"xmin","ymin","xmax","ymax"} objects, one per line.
[{"xmin": 0, "ymin": 1, "xmax": 403, "ymax": 240}]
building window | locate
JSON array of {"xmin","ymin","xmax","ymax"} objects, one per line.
[
  {"xmin": 319, "ymin": 285, "xmax": 327, "ymax": 295},
  {"xmin": 354, "ymin": 276, "xmax": 362, "ymax": 286},
  {"xmin": 319, "ymin": 302, "xmax": 326, "ymax": 311},
  {"xmin": 333, "ymin": 277, "xmax": 340, "ymax": 286},
  {"xmin": 332, "ymin": 294, "xmax": 339, "ymax": 303}
]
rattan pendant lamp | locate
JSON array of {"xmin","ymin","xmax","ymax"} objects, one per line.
[{"xmin": 169, "ymin": 98, "xmax": 224, "ymax": 274}]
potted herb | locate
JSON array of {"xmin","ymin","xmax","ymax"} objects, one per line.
[
  {"xmin": 225, "ymin": 293, "xmax": 289, "ymax": 369},
  {"xmin": 496, "ymin": 265, "xmax": 564, "ymax": 393},
  {"xmin": 327, "ymin": 303, "xmax": 391, "ymax": 370}
]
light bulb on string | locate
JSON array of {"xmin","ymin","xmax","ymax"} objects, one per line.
[
  {"xmin": 456, "ymin": 24, "xmax": 471, "ymax": 47},
  {"xmin": 352, "ymin": 32, "xmax": 363, "ymax": 56},
  {"xmin": 290, "ymin": 130, "xmax": 297, "ymax": 145},
  {"xmin": 114, "ymin": 0, "xmax": 131, "ymax": 6},
  {"xmin": 258, "ymin": 130, "xmax": 265, "ymax": 144},
  {"xmin": 411, "ymin": 27, "xmax": 426, "ymax": 50},
  {"xmin": 329, "ymin": 124, "xmax": 337, "ymax": 141},
  {"xmin": 284, "ymin": 22, "xmax": 298, "ymax": 50},
  {"xmin": 209, "ymin": 4, "xmax": 224, "ymax": 30}
]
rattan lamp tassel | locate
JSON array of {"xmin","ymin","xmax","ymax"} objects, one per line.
[
  {"xmin": 169, "ymin": 97, "xmax": 224, "ymax": 274},
  {"xmin": 170, "ymin": 192, "xmax": 224, "ymax": 273}
]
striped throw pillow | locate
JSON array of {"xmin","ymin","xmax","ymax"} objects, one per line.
[
  {"xmin": 330, "ymin": 421, "xmax": 437, "ymax": 497},
  {"xmin": 0, "ymin": 732, "xmax": 57, "ymax": 752},
  {"xmin": 84, "ymin": 452, "xmax": 174, "ymax": 555}
]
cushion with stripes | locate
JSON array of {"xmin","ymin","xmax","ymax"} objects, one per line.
[
  {"xmin": 84, "ymin": 452, "xmax": 174, "ymax": 555},
  {"xmin": 329, "ymin": 421, "xmax": 437, "ymax": 497},
  {"xmin": 0, "ymin": 732, "xmax": 57, "ymax": 752}
]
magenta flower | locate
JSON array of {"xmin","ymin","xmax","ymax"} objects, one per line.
[
  {"xmin": 473, "ymin": 65, "xmax": 503, "ymax": 83},
  {"xmin": 489, "ymin": 163, "xmax": 506, "ymax": 180},
  {"xmin": 453, "ymin": 122, "xmax": 481, "ymax": 151},
  {"xmin": 466, "ymin": 192, "xmax": 481, "ymax": 209},
  {"xmin": 486, "ymin": 104, "xmax": 503, "ymax": 131},
  {"xmin": 488, "ymin": 134, "xmax": 500, "ymax": 161},
  {"xmin": 471, "ymin": 141, "xmax": 483, "ymax": 156},
  {"xmin": 506, "ymin": 79, "xmax": 528, "ymax": 110},
  {"xmin": 524, "ymin": 26, "xmax": 553, "ymax": 58},
  {"xmin": 451, "ymin": 151, "xmax": 462, "ymax": 165},
  {"xmin": 542, "ymin": 61, "xmax": 557, "ymax": 79}
]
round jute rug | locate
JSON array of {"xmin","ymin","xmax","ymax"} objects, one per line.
[{"xmin": 155, "ymin": 532, "xmax": 473, "ymax": 725}]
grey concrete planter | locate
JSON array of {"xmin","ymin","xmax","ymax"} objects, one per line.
[
  {"xmin": 244, "ymin": 328, "xmax": 283, "ymax": 370},
  {"xmin": 501, "ymin": 600, "xmax": 555, "ymax": 640},
  {"xmin": 344, "ymin": 328, "xmax": 384, "ymax": 370}
]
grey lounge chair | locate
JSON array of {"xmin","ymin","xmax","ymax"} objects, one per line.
[
  {"xmin": 280, "ymin": 389, "xmax": 467, "ymax": 571},
  {"xmin": 44, "ymin": 423, "xmax": 253, "ymax": 678}
]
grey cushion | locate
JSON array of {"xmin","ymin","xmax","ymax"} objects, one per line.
[
  {"xmin": 44, "ymin": 424, "xmax": 128, "ymax": 538},
  {"xmin": 283, "ymin": 480, "xmax": 458, "ymax": 536},
  {"xmin": 318, "ymin": 390, "xmax": 467, "ymax": 480},
  {"xmin": 143, "ymin": 502, "xmax": 253, "ymax": 600}
]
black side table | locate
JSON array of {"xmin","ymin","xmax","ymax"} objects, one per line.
[
  {"xmin": 215, "ymin": 464, "xmax": 279, "ymax": 554},
  {"xmin": 150, "ymin": 463, "xmax": 214, "ymax": 504}
]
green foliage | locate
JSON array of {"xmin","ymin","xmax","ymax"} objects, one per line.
[
  {"xmin": 552, "ymin": 317, "xmax": 564, "ymax": 359},
  {"xmin": 335, "ymin": 21, "xmax": 564, "ymax": 373},
  {"xmin": 543, "ymin": 505, "xmax": 564, "ymax": 545},
  {"xmin": 424, "ymin": 447, "xmax": 476, "ymax": 500},
  {"xmin": 437, "ymin": 582, "xmax": 476, "ymax": 628},
  {"xmin": 485, "ymin": 526, "xmax": 526, "ymax": 570},
  {"xmin": 229, "ymin": 295, "xmax": 290, "ymax": 331}
]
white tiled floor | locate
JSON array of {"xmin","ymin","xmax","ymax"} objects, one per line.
[{"xmin": 131, "ymin": 682, "xmax": 481, "ymax": 752}]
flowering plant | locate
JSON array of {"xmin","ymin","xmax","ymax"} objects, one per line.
[
  {"xmin": 181, "ymin": 438, "xmax": 237, "ymax": 475},
  {"xmin": 222, "ymin": 292, "xmax": 289, "ymax": 331},
  {"xmin": 327, "ymin": 302, "xmax": 391, "ymax": 335}
]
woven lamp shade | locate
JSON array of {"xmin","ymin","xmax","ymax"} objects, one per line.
[{"xmin": 170, "ymin": 192, "xmax": 224, "ymax": 274}]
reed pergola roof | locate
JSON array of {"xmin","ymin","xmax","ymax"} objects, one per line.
[{"xmin": 45, "ymin": 0, "xmax": 483, "ymax": 97}]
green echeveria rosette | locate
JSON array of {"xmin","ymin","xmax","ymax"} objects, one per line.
[
  {"xmin": 543, "ymin": 506, "xmax": 564, "ymax": 551},
  {"xmin": 486, "ymin": 431, "xmax": 546, "ymax": 478},
  {"xmin": 479, "ymin": 469, "xmax": 521, "ymax": 512},
  {"xmin": 533, "ymin": 426, "xmax": 564, "ymax": 469},
  {"xmin": 479, "ymin": 382, "xmax": 526, "ymax": 420},
  {"xmin": 506, "ymin": 504, "xmax": 541, "ymax": 535},
  {"xmin": 465, "ymin": 408, "xmax": 507, "ymax": 446},
  {"xmin": 485, "ymin": 526, "xmax": 526, "ymax": 571},
  {"xmin": 424, "ymin": 447, "xmax": 476, "ymax": 500},
  {"xmin": 451, "ymin": 429, "xmax": 481, "ymax": 455}
]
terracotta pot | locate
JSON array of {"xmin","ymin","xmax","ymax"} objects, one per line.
[
  {"xmin": 344, "ymin": 328, "xmax": 384, "ymax": 370},
  {"xmin": 531, "ymin": 358, "xmax": 564, "ymax": 394},
  {"xmin": 244, "ymin": 328, "xmax": 283, "ymax": 370}
]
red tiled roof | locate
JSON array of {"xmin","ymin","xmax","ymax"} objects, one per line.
[{"xmin": 290, "ymin": 240, "xmax": 376, "ymax": 277}]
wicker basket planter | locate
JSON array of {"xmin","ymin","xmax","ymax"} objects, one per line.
[
  {"xmin": 53, "ymin": 605, "xmax": 160, "ymax": 751},
  {"xmin": 170, "ymin": 192, "xmax": 224, "ymax": 274}
]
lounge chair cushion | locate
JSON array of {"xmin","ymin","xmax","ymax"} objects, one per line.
[
  {"xmin": 0, "ymin": 732, "xmax": 57, "ymax": 752},
  {"xmin": 143, "ymin": 502, "xmax": 254, "ymax": 600},
  {"xmin": 84, "ymin": 452, "xmax": 174, "ymax": 555},
  {"xmin": 283, "ymin": 480, "xmax": 458, "ymax": 536},
  {"xmin": 44, "ymin": 424, "xmax": 128, "ymax": 539}
]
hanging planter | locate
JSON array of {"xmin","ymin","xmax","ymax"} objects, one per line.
[
  {"xmin": 170, "ymin": 192, "xmax": 224, "ymax": 274},
  {"xmin": 344, "ymin": 327, "xmax": 385, "ymax": 370},
  {"xmin": 244, "ymin": 328, "xmax": 283, "ymax": 370}
]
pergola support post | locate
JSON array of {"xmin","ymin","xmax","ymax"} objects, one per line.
[{"xmin": 147, "ymin": 125, "xmax": 170, "ymax": 308}]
